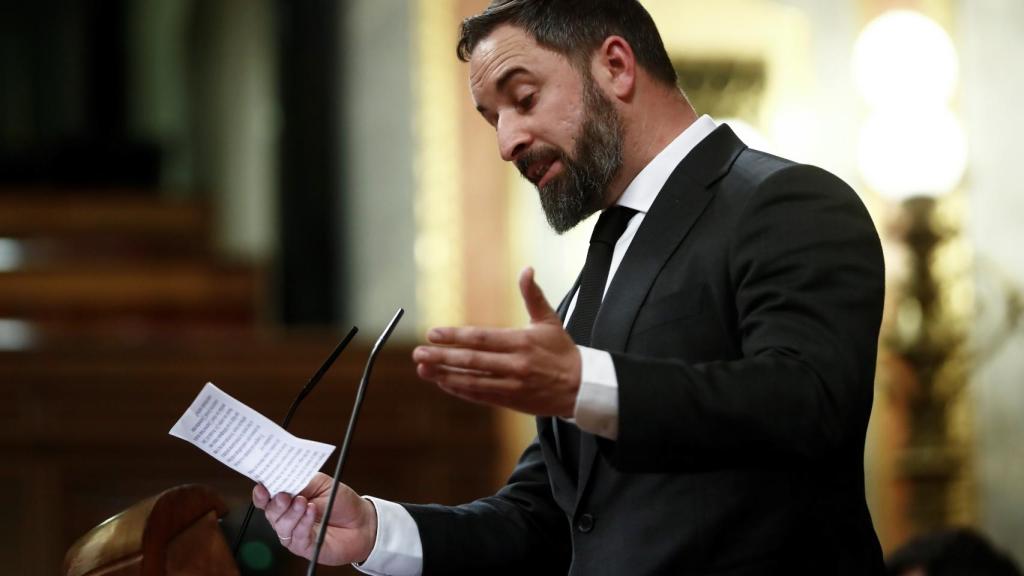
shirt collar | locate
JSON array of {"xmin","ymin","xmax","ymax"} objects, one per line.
[{"xmin": 616, "ymin": 114, "xmax": 718, "ymax": 214}]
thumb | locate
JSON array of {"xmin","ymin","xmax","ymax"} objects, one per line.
[{"xmin": 519, "ymin": 267, "xmax": 559, "ymax": 325}]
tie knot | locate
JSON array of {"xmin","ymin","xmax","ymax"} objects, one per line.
[{"xmin": 590, "ymin": 206, "xmax": 638, "ymax": 246}]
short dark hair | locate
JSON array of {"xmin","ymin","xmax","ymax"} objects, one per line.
[{"xmin": 457, "ymin": 0, "xmax": 678, "ymax": 88}]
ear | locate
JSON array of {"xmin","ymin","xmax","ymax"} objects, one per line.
[{"xmin": 592, "ymin": 35, "xmax": 636, "ymax": 101}]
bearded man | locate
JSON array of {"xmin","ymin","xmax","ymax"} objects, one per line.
[{"xmin": 256, "ymin": 1, "xmax": 887, "ymax": 574}]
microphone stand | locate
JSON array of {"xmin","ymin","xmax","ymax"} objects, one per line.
[
  {"xmin": 231, "ymin": 325, "xmax": 359, "ymax": 558},
  {"xmin": 307, "ymin": 307, "xmax": 403, "ymax": 575}
]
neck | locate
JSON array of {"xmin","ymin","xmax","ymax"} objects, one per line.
[{"xmin": 604, "ymin": 90, "xmax": 697, "ymax": 207}]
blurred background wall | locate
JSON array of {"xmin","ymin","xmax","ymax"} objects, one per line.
[
  {"xmin": 1, "ymin": 0, "xmax": 1022, "ymax": 574},
  {"xmin": 961, "ymin": 0, "xmax": 1024, "ymax": 565}
]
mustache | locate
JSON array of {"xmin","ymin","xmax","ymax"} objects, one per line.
[{"xmin": 515, "ymin": 146, "xmax": 567, "ymax": 181}]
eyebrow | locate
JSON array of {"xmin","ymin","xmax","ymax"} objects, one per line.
[
  {"xmin": 495, "ymin": 66, "xmax": 530, "ymax": 92},
  {"xmin": 475, "ymin": 66, "xmax": 532, "ymax": 117}
]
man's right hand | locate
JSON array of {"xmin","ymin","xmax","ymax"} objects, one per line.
[{"xmin": 253, "ymin": 472, "xmax": 378, "ymax": 566}]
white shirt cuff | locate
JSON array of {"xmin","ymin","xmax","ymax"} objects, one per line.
[
  {"xmin": 353, "ymin": 497, "xmax": 423, "ymax": 576},
  {"xmin": 573, "ymin": 346, "xmax": 620, "ymax": 440}
]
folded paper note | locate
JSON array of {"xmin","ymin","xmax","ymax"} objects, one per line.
[{"xmin": 170, "ymin": 382, "xmax": 335, "ymax": 496}]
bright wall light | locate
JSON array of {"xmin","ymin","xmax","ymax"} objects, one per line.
[
  {"xmin": 852, "ymin": 10, "xmax": 958, "ymax": 109},
  {"xmin": 0, "ymin": 319, "xmax": 36, "ymax": 351},
  {"xmin": 0, "ymin": 238, "xmax": 24, "ymax": 272},
  {"xmin": 770, "ymin": 107, "xmax": 817, "ymax": 163},
  {"xmin": 858, "ymin": 106, "xmax": 967, "ymax": 200},
  {"xmin": 854, "ymin": 9, "xmax": 964, "ymax": 199}
]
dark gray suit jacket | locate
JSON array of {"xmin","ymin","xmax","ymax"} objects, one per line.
[{"xmin": 405, "ymin": 125, "xmax": 886, "ymax": 575}]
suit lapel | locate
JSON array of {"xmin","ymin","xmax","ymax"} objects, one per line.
[
  {"xmin": 537, "ymin": 276, "xmax": 584, "ymax": 495},
  {"xmin": 548, "ymin": 282, "xmax": 579, "ymax": 459},
  {"xmin": 557, "ymin": 274, "xmax": 582, "ymax": 320},
  {"xmin": 575, "ymin": 125, "xmax": 746, "ymax": 504}
]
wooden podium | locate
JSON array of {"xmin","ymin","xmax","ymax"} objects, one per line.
[{"xmin": 64, "ymin": 485, "xmax": 240, "ymax": 576}]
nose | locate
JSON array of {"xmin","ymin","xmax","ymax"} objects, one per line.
[{"xmin": 496, "ymin": 114, "xmax": 532, "ymax": 162}]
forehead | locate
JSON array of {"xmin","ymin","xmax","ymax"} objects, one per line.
[{"xmin": 468, "ymin": 24, "xmax": 564, "ymax": 96}]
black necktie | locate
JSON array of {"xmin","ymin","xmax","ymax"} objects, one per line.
[
  {"xmin": 559, "ymin": 206, "xmax": 636, "ymax": 480},
  {"xmin": 565, "ymin": 206, "xmax": 638, "ymax": 347}
]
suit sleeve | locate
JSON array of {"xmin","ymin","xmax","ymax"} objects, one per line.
[
  {"xmin": 600, "ymin": 165, "xmax": 885, "ymax": 472},
  {"xmin": 402, "ymin": 436, "xmax": 571, "ymax": 575}
]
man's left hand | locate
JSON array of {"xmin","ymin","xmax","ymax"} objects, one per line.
[{"xmin": 413, "ymin": 267, "xmax": 581, "ymax": 418}]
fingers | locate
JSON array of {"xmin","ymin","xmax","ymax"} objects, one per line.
[
  {"xmin": 255, "ymin": 478, "xmax": 377, "ymax": 564},
  {"xmin": 264, "ymin": 491, "xmax": 298, "ymax": 526},
  {"xmin": 262, "ymin": 491, "xmax": 317, "ymax": 555},
  {"xmin": 418, "ymin": 267, "xmax": 556, "ymax": 353},
  {"xmin": 519, "ymin": 267, "xmax": 559, "ymax": 324},
  {"xmin": 425, "ymin": 325, "xmax": 525, "ymax": 351},
  {"xmin": 272, "ymin": 495, "xmax": 314, "ymax": 547},
  {"xmin": 417, "ymin": 363, "xmax": 519, "ymax": 396},
  {"xmin": 413, "ymin": 345, "xmax": 529, "ymax": 377},
  {"xmin": 253, "ymin": 484, "xmax": 271, "ymax": 510},
  {"xmin": 286, "ymin": 501, "xmax": 317, "ymax": 552}
]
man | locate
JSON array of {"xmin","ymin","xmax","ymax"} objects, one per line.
[
  {"xmin": 886, "ymin": 528, "xmax": 1022, "ymax": 576},
  {"xmin": 255, "ymin": 1, "xmax": 887, "ymax": 574}
]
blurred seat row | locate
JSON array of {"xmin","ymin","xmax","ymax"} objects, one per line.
[
  {"xmin": 0, "ymin": 191, "xmax": 259, "ymax": 346},
  {"xmin": 0, "ymin": 190, "xmax": 501, "ymax": 575}
]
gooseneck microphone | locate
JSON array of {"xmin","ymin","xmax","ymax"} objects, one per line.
[
  {"xmin": 231, "ymin": 325, "xmax": 359, "ymax": 558},
  {"xmin": 307, "ymin": 307, "xmax": 404, "ymax": 575}
]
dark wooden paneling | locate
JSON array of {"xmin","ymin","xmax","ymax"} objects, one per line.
[
  {"xmin": 2, "ymin": 335, "xmax": 503, "ymax": 575},
  {"xmin": 0, "ymin": 265, "xmax": 260, "ymax": 320},
  {"xmin": 0, "ymin": 193, "xmax": 209, "ymax": 242}
]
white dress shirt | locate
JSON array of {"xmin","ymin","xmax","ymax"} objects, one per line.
[{"xmin": 356, "ymin": 115, "xmax": 719, "ymax": 576}]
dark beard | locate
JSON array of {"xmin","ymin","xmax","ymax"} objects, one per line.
[{"xmin": 516, "ymin": 75, "xmax": 624, "ymax": 234}]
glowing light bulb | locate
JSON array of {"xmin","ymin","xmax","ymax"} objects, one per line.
[
  {"xmin": 857, "ymin": 105, "xmax": 967, "ymax": 199},
  {"xmin": 852, "ymin": 10, "xmax": 958, "ymax": 108}
]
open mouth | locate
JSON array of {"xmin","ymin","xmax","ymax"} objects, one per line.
[{"xmin": 527, "ymin": 159, "xmax": 560, "ymax": 187}]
